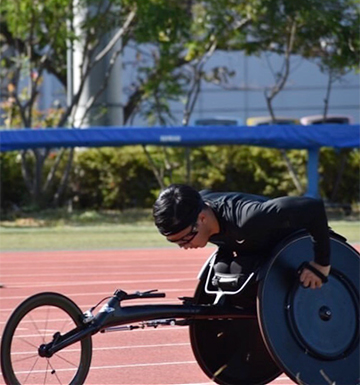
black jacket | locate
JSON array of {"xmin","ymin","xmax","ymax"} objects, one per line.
[{"xmin": 200, "ymin": 190, "xmax": 330, "ymax": 266}]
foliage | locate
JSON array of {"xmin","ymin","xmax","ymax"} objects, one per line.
[
  {"xmin": 320, "ymin": 148, "xmax": 360, "ymax": 203},
  {"xmin": 70, "ymin": 147, "xmax": 159, "ymax": 209},
  {"xmin": 190, "ymin": 146, "xmax": 308, "ymax": 197},
  {"xmin": 2, "ymin": 147, "xmax": 359, "ymax": 213},
  {"xmin": 238, "ymin": 0, "xmax": 359, "ymax": 70},
  {"xmin": 0, "ymin": 0, "xmax": 137, "ymax": 207},
  {"xmin": 1, "ymin": 0, "xmax": 72, "ymax": 87},
  {"xmin": 0, "ymin": 147, "xmax": 76, "ymax": 210},
  {"xmin": 0, "ymin": 152, "xmax": 29, "ymax": 209},
  {"xmin": 1, "ymin": 0, "xmax": 359, "ymax": 208}
]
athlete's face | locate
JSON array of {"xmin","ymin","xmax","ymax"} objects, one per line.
[{"xmin": 166, "ymin": 215, "xmax": 209, "ymax": 249}]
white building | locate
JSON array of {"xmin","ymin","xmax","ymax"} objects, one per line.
[{"xmin": 37, "ymin": 49, "xmax": 359, "ymax": 127}]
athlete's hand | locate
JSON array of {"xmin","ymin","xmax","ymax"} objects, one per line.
[{"xmin": 299, "ymin": 261, "xmax": 331, "ymax": 289}]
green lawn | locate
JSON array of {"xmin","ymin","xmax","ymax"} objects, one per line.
[
  {"xmin": 0, "ymin": 220, "xmax": 358, "ymax": 252},
  {"xmin": 0, "ymin": 224, "xmax": 167, "ymax": 251},
  {"xmin": 328, "ymin": 221, "xmax": 360, "ymax": 243}
]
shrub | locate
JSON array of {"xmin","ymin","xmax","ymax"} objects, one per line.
[
  {"xmin": 0, "ymin": 152, "xmax": 29, "ymax": 211},
  {"xmin": 1, "ymin": 145, "xmax": 359, "ymax": 211},
  {"xmin": 71, "ymin": 146, "xmax": 158, "ymax": 209},
  {"xmin": 190, "ymin": 146, "xmax": 308, "ymax": 197},
  {"xmin": 319, "ymin": 148, "xmax": 360, "ymax": 203}
]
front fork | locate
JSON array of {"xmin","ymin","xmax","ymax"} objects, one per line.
[{"xmin": 38, "ymin": 319, "xmax": 98, "ymax": 358}]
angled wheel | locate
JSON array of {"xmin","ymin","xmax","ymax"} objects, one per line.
[
  {"xmin": 189, "ymin": 262, "xmax": 281, "ymax": 385},
  {"xmin": 1, "ymin": 292, "xmax": 92, "ymax": 385},
  {"xmin": 257, "ymin": 232, "xmax": 359, "ymax": 385}
]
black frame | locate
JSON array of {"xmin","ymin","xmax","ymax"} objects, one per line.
[{"xmin": 41, "ymin": 288, "xmax": 256, "ymax": 358}]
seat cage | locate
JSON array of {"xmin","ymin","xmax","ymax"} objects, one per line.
[{"xmin": 204, "ymin": 250, "xmax": 256, "ymax": 304}]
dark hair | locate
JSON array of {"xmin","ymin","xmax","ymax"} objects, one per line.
[{"xmin": 153, "ymin": 184, "xmax": 204, "ymax": 236}]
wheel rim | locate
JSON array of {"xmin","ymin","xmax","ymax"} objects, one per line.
[{"xmin": 7, "ymin": 304, "xmax": 85, "ymax": 385}]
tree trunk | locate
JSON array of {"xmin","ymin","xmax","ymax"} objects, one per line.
[
  {"xmin": 331, "ymin": 149, "xmax": 349, "ymax": 202},
  {"xmin": 33, "ymin": 150, "xmax": 44, "ymax": 208},
  {"xmin": 53, "ymin": 148, "xmax": 74, "ymax": 207}
]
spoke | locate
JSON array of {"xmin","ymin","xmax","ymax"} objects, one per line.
[
  {"xmin": 43, "ymin": 360, "xmax": 49, "ymax": 385},
  {"xmin": 43, "ymin": 306, "xmax": 51, "ymax": 339},
  {"xmin": 22, "ymin": 356, "xmax": 40, "ymax": 384},
  {"xmin": 16, "ymin": 336, "xmax": 41, "ymax": 349},
  {"xmin": 59, "ymin": 317, "xmax": 74, "ymax": 335},
  {"xmin": 47, "ymin": 360, "xmax": 64, "ymax": 385},
  {"xmin": 8, "ymin": 303, "xmax": 82, "ymax": 385},
  {"xmin": 54, "ymin": 351, "xmax": 80, "ymax": 368},
  {"xmin": 28, "ymin": 312, "xmax": 46, "ymax": 344},
  {"xmin": 12, "ymin": 353, "xmax": 40, "ymax": 364}
]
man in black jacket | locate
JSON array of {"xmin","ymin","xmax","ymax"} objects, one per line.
[{"xmin": 153, "ymin": 184, "xmax": 331, "ymax": 289}]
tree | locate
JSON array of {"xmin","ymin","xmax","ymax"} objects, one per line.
[
  {"xmin": 133, "ymin": 1, "xmax": 254, "ymax": 186},
  {"xmin": 0, "ymin": 0, "xmax": 126, "ymax": 205},
  {"xmin": 236, "ymin": 0, "xmax": 359, "ymax": 119},
  {"xmin": 0, "ymin": 0, "xmax": 193, "ymax": 206},
  {"xmin": 202, "ymin": 0, "xmax": 359, "ymax": 195},
  {"xmin": 1, "ymin": 0, "xmax": 358, "ymax": 207}
]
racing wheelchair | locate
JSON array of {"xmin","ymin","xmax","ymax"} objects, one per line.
[{"xmin": 1, "ymin": 230, "xmax": 359, "ymax": 385}]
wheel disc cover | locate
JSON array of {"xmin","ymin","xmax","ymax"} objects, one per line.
[
  {"xmin": 288, "ymin": 272, "xmax": 358, "ymax": 359},
  {"xmin": 257, "ymin": 234, "xmax": 359, "ymax": 385}
]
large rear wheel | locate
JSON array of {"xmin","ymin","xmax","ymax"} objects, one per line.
[
  {"xmin": 189, "ymin": 265, "xmax": 281, "ymax": 385},
  {"xmin": 1, "ymin": 292, "xmax": 92, "ymax": 385},
  {"xmin": 257, "ymin": 233, "xmax": 360, "ymax": 385}
]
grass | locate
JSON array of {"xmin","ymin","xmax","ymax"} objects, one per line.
[
  {"xmin": 0, "ymin": 209, "xmax": 166, "ymax": 251},
  {"xmin": 0, "ymin": 208, "xmax": 155, "ymax": 227},
  {"xmin": 329, "ymin": 221, "xmax": 360, "ymax": 242},
  {"xmin": 0, "ymin": 224, "xmax": 165, "ymax": 251},
  {"xmin": 0, "ymin": 208, "xmax": 359, "ymax": 251}
]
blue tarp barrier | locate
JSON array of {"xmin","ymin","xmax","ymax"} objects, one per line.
[
  {"xmin": 0, "ymin": 124, "xmax": 359, "ymax": 198},
  {"xmin": 0, "ymin": 125, "xmax": 359, "ymax": 152}
]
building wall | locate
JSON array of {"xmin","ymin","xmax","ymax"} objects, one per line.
[
  {"xmin": 138, "ymin": 50, "xmax": 359, "ymax": 126},
  {"xmin": 35, "ymin": 48, "xmax": 360, "ymax": 127}
]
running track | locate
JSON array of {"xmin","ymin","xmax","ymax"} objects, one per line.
[{"xmin": 1, "ymin": 246, "xmax": 358, "ymax": 385}]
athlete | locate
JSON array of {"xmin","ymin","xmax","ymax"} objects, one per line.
[{"xmin": 153, "ymin": 184, "xmax": 331, "ymax": 289}]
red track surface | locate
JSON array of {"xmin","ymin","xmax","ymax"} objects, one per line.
[{"xmin": 1, "ymin": 246, "xmax": 358, "ymax": 385}]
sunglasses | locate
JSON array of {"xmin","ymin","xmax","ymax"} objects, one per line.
[{"xmin": 167, "ymin": 222, "xmax": 198, "ymax": 246}]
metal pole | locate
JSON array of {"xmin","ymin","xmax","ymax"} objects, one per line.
[
  {"xmin": 66, "ymin": 18, "xmax": 74, "ymax": 111},
  {"xmin": 306, "ymin": 148, "xmax": 320, "ymax": 198}
]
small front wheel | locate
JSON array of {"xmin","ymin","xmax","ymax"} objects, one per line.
[{"xmin": 1, "ymin": 292, "xmax": 92, "ymax": 385}]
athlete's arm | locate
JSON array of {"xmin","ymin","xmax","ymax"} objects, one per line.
[{"xmin": 246, "ymin": 197, "xmax": 331, "ymax": 289}]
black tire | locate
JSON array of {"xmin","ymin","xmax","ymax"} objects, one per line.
[{"xmin": 1, "ymin": 292, "xmax": 92, "ymax": 385}]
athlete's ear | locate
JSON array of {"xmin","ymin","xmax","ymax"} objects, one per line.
[{"xmin": 198, "ymin": 211, "xmax": 206, "ymax": 223}]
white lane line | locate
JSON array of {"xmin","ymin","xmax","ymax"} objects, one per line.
[
  {"xmin": 0, "ymin": 270, "xmax": 198, "ymax": 279},
  {"xmin": 0, "ymin": 287, "xmax": 194, "ymax": 301},
  {"xmin": 0, "ymin": 255, "xmax": 210, "ymax": 263},
  {"xmin": 1, "ymin": 277, "xmax": 196, "ymax": 289},
  {"xmin": 0, "ymin": 361, "xmax": 199, "ymax": 376},
  {"xmin": 0, "ymin": 299, "xmax": 193, "ymax": 314},
  {"xmin": 0, "ymin": 326, "xmax": 188, "ymax": 339},
  {"xmin": 0, "ymin": 263, "xmax": 202, "ymax": 271},
  {"xmin": 8, "ymin": 342, "xmax": 190, "ymax": 355}
]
